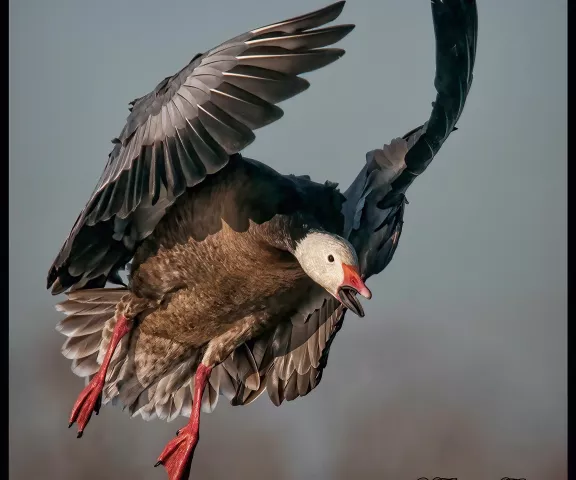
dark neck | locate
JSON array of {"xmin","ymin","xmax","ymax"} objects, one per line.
[{"xmin": 259, "ymin": 213, "xmax": 325, "ymax": 255}]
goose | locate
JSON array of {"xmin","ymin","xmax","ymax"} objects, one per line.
[{"xmin": 48, "ymin": 1, "xmax": 478, "ymax": 479}]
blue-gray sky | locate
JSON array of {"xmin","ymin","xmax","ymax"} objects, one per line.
[{"xmin": 9, "ymin": 1, "xmax": 566, "ymax": 479}]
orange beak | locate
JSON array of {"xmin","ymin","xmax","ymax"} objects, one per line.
[
  {"xmin": 337, "ymin": 264, "xmax": 372, "ymax": 317},
  {"xmin": 341, "ymin": 264, "xmax": 372, "ymax": 299}
]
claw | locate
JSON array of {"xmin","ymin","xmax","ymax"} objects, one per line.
[
  {"xmin": 156, "ymin": 426, "xmax": 199, "ymax": 480},
  {"xmin": 155, "ymin": 363, "xmax": 212, "ymax": 479},
  {"xmin": 94, "ymin": 395, "xmax": 102, "ymax": 416},
  {"xmin": 68, "ymin": 376, "xmax": 104, "ymax": 437},
  {"xmin": 67, "ymin": 314, "xmax": 131, "ymax": 436}
]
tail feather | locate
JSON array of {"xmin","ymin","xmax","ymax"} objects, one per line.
[
  {"xmin": 71, "ymin": 352, "xmax": 100, "ymax": 377},
  {"xmin": 61, "ymin": 333, "xmax": 101, "ymax": 360},
  {"xmin": 55, "ymin": 288, "xmax": 128, "ymax": 381},
  {"xmin": 54, "ymin": 286, "xmax": 249, "ymax": 422},
  {"xmin": 56, "ymin": 312, "xmax": 111, "ymax": 337}
]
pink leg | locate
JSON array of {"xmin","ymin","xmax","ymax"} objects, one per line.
[
  {"xmin": 69, "ymin": 314, "xmax": 131, "ymax": 437},
  {"xmin": 155, "ymin": 364, "xmax": 213, "ymax": 480}
]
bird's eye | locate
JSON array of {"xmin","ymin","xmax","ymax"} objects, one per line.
[{"xmin": 328, "ymin": 254, "xmax": 334, "ymax": 263}]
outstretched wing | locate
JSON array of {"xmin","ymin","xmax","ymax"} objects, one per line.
[
  {"xmin": 229, "ymin": 0, "xmax": 479, "ymax": 407},
  {"xmin": 47, "ymin": 1, "xmax": 354, "ymax": 294},
  {"xmin": 390, "ymin": 0, "xmax": 478, "ymax": 194}
]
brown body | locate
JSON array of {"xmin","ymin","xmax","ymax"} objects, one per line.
[
  {"xmin": 98, "ymin": 156, "xmax": 344, "ymax": 407},
  {"xmin": 134, "ymin": 221, "xmax": 311, "ymax": 345},
  {"xmin": 126, "ymin": 224, "xmax": 313, "ymax": 396}
]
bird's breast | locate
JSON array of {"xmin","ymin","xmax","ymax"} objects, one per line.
[{"xmin": 131, "ymin": 221, "xmax": 311, "ymax": 345}]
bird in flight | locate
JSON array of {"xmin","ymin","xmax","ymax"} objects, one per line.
[{"xmin": 48, "ymin": 1, "xmax": 478, "ymax": 479}]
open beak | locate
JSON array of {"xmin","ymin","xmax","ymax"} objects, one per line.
[{"xmin": 337, "ymin": 264, "xmax": 372, "ymax": 317}]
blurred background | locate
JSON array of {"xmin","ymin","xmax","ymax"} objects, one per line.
[{"xmin": 9, "ymin": 0, "xmax": 566, "ymax": 479}]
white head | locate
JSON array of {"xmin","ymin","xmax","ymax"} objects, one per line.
[{"xmin": 294, "ymin": 231, "xmax": 372, "ymax": 317}]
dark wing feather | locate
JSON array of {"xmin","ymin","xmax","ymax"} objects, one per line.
[
  {"xmin": 230, "ymin": 0, "xmax": 478, "ymax": 406},
  {"xmin": 390, "ymin": 0, "xmax": 478, "ymax": 194},
  {"xmin": 47, "ymin": 1, "xmax": 354, "ymax": 294}
]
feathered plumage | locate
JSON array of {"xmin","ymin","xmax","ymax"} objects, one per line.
[{"xmin": 48, "ymin": 1, "xmax": 478, "ymax": 478}]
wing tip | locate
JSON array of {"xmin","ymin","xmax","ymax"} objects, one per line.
[
  {"xmin": 46, "ymin": 266, "xmax": 58, "ymax": 291},
  {"xmin": 313, "ymin": 0, "xmax": 347, "ymax": 23},
  {"xmin": 339, "ymin": 23, "xmax": 355, "ymax": 34},
  {"xmin": 51, "ymin": 278, "xmax": 67, "ymax": 296},
  {"xmin": 252, "ymin": 1, "xmax": 348, "ymax": 36},
  {"xmin": 329, "ymin": 1, "xmax": 346, "ymax": 14},
  {"xmin": 299, "ymin": 0, "xmax": 347, "ymax": 21},
  {"xmin": 322, "ymin": 47, "xmax": 347, "ymax": 62}
]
